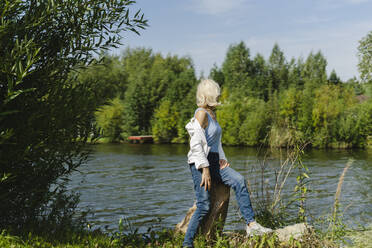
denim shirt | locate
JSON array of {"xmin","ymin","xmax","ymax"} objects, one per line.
[{"xmin": 185, "ymin": 117, "xmax": 227, "ymax": 169}]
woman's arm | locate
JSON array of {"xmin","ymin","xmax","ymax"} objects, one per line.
[
  {"xmin": 194, "ymin": 110, "xmax": 211, "ymax": 190},
  {"xmin": 218, "ymin": 136, "xmax": 230, "ymax": 169}
]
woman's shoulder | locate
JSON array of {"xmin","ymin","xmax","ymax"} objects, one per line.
[
  {"xmin": 194, "ymin": 108, "xmax": 208, "ymax": 129},
  {"xmin": 194, "ymin": 107, "xmax": 207, "ymax": 115}
]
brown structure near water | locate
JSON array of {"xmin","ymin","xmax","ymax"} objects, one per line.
[{"xmin": 128, "ymin": 135, "xmax": 154, "ymax": 143}]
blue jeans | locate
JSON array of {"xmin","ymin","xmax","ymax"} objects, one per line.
[{"xmin": 183, "ymin": 152, "xmax": 255, "ymax": 247}]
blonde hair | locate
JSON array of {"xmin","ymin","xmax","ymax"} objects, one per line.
[{"xmin": 196, "ymin": 79, "xmax": 221, "ymax": 107}]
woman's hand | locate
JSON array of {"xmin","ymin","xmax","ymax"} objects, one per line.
[
  {"xmin": 200, "ymin": 167, "xmax": 211, "ymax": 191},
  {"xmin": 219, "ymin": 159, "xmax": 230, "ymax": 169}
]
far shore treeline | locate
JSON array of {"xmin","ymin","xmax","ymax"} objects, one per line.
[{"xmin": 88, "ymin": 43, "xmax": 372, "ymax": 148}]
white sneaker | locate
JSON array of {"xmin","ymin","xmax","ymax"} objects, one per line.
[{"xmin": 246, "ymin": 221, "xmax": 273, "ymax": 236}]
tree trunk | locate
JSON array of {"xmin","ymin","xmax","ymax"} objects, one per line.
[{"xmin": 175, "ymin": 182, "xmax": 230, "ymax": 240}]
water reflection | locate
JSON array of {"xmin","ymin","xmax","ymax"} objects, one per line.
[{"xmin": 68, "ymin": 144, "xmax": 372, "ymax": 232}]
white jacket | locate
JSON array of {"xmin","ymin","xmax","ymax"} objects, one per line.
[{"xmin": 185, "ymin": 117, "xmax": 227, "ymax": 169}]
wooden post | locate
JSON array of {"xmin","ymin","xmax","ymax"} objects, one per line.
[{"xmin": 175, "ymin": 182, "xmax": 230, "ymax": 240}]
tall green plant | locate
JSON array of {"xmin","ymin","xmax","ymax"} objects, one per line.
[{"xmin": 0, "ymin": 0, "xmax": 147, "ymax": 231}]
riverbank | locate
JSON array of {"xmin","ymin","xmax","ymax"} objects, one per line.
[
  {"xmin": 1, "ymin": 226, "xmax": 371, "ymax": 248},
  {"xmin": 87, "ymin": 136, "xmax": 372, "ymax": 149}
]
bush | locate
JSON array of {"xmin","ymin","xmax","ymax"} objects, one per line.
[
  {"xmin": 217, "ymin": 101, "xmax": 246, "ymax": 145},
  {"xmin": 239, "ymin": 98, "xmax": 270, "ymax": 146},
  {"xmin": 95, "ymin": 97, "xmax": 126, "ymax": 143},
  {"xmin": 152, "ymin": 100, "xmax": 178, "ymax": 143},
  {"xmin": 0, "ymin": 0, "xmax": 146, "ymax": 231},
  {"xmin": 336, "ymin": 100, "xmax": 372, "ymax": 147}
]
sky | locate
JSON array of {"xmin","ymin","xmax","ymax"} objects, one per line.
[{"xmin": 117, "ymin": 0, "xmax": 372, "ymax": 81}]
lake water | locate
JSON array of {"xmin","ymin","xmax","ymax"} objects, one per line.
[{"xmin": 68, "ymin": 144, "xmax": 372, "ymax": 233}]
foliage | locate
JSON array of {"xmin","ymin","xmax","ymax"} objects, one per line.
[
  {"xmin": 77, "ymin": 36, "xmax": 372, "ymax": 149},
  {"xmin": 152, "ymin": 100, "xmax": 178, "ymax": 143},
  {"xmin": 77, "ymin": 54, "xmax": 129, "ymax": 107},
  {"xmin": 221, "ymin": 41, "xmax": 252, "ymax": 92},
  {"xmin": 269, "ymin": 88, "xmax": 304, "ymax": 148},
  {"xmin": 336, "ymin": 100, "xmax": 372, "ymax": 148},
  {"xmin": 246, "ymin": 144, "xmax": 310, "ymax": 229},
  {"xmin": 216, "ymin": 101, "xmax": 246, "ymax": 145},
  {"xmin": 268, "ymin": 43, "xmax": 289, "ymax": 93},
  {"xmin": 118, "ymin": 49, "xmax": 196, "ymax": 139},
  {"xmin": 95, "ymin": 97, "xmax": 126, "ymax": 142},
  {"xmin": 211, "ymin": 43, "xmax": 370, "ymax": 148},
  {"xmin": 0, "ymin": 227, "xmax": 338, "ymax": 248},
  {"xmin": 347, "ymin": 225, "xmax": 372, "ymax": 248},
  {"xmin": 238, "ymin": 98, "xmax": 270, "ymax": 146},
  {"xmin": 328, "ymin": 70, "xmax": 342, "ymax": 85},
  {"xmin": 75, "ymin": 47, "xmax": 198, "ymax": 143},
  {"xmin": 0, "ymin": 0, "xmax": 147, "ymax": 231},
  {"xmin": 358, "ymin": 30, "xmax": 372, "ymax": 83},
  {"xmin": 311, "ymin": 85, "xmax": 355, "ymax": 147}
]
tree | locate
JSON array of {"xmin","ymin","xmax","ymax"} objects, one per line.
[
  {"xmin": 221, "ymin": 41, "xmax": 252, "ymax": 95},
  {"xmin": 239, "ymin": 98, "xmax": 270, "ymax": 146},
  {"xmin": 0, "ymin": 0, "xmax": 147, "ymax": 231},
  {"xmin": 287, "ymin": 57, "xmax": 305, "ymax": 89},
  {"xmin": 217, "ymin": 101, "xmax": 247, "ymax": 145},
  {"xmin": 152, "ymin": 100, "xmax": 178, "ymax": 143},
  {"xmin": 302, "ymin": 51, "xmax": 328, "ymax": 90},
  {"xmin": 268, "ymin": 44, "xmax": 289, "ymax": 93},
  {"xmin": 120, "ymin": 49, "xmax": 197, "ymax": 140},
  {"xmin": 358, "ymin": 30, "xmax": 372, "ymax": 83},
  {"xmin": 298, "ymin": 51, "xmax": 328, "ymax": 137},
  {"xmin": 77, "ymin": 54, "xmax": 129, "ymax": 106},
  {"xmin": 250, "ymin": 53, "xmax": 270, "ymax": 99},
  {"xmin": 311, "ymin": 85, "xmax": 356, "ymax": 147},
  {"xmin": 328, "ymin": 69, "xmax": 342, "ymax": 85},
  {"xmin": 95, "ymin": 97, "xmax": 126, "ymax": 142},
  {"xmin": 209, "ymin": 64, "xmax": 225, "ymax": 86}
]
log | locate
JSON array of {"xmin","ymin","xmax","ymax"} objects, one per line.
[{"xmin": 175, "ymin": 182, "xmax": 230, "ymax": 240}]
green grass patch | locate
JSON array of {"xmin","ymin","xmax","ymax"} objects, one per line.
[
  {"xmin": 346, "ymin": 225, "xmax": 372, "ymax": 248},
  {"xmin": 0, "ymin": 228, "xmax": 344, "ymax": 248}
]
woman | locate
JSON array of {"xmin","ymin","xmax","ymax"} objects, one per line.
[{"xmin": 183, "ymin": 79, "xmax": 272, "ymax": 247}]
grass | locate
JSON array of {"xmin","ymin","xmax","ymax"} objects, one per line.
[
  {"xmin": 0, "ymin": 228, "xmax": 339, "ymax": 248},
  {"xmin": 347, "ymin": 225, "xmax": 372, "ymax": 248},
  {"xmin": 0, "ymin": 229, "xmax": 117, "ymax": 248},
  {"xmin": 6, "ymin": 225, "xmax": 370, "ymax": 248}
]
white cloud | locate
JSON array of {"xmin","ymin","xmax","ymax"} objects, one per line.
[{"xmin": 190, "ymin": 0, "xmax": 247, "ymax": 15}]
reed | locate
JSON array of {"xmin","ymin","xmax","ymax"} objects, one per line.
[
  {"xmin": 334, "ymin": 160, "xmax": 353, "ymax": 210},
  {"xmin": 327, "ymin": 159, "xmax": 354, "ymax": 242},
  {"xmin": 245, "ymin": 141, "xmax": 310, "ymax": 228}
]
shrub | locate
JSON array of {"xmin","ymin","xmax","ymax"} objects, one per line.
[
  {"xmin": 95, "ymin": 97, "xmax": 126, "ymax": 143},
  {"xmin": 0, "ymin": 0, "xmax": 146, "ymax": 231}
]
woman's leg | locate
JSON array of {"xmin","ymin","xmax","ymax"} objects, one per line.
[
  {"xmin": 183, "ymin": 164, "xmax": 210, "ymax": 247},
  {"xmin": 219, "ymin": 167, "xmax": 255, "ymax": 224}
]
